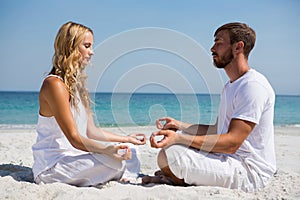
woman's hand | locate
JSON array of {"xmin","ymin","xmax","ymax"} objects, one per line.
[
  {"xmin": 149, "ymin": 130, "xmax": 178, "ymax": 149},
  {"xmin": 104, "ymin": 145, "xmax": 132, "ymax": 161},
  {"xmin": 126, "ymin": 133, "xmax": 147, "ymax": 145}
]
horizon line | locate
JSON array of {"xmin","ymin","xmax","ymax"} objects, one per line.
[{"xmin": 0, "ymin": 90, "xmax": 299, "ymax": 97}]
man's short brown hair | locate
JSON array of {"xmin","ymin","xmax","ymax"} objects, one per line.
[{"xmin": 214, "ymin": 22, "xmax": 256, "ymax": 59}]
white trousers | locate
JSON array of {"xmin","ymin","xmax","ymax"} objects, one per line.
[
  {"xmin": 36, "ymin": 145, "xmax": 140, "ymax": 187},
  {"xmin": 165, "ymin": 144, "xmax": 263, "ymax": 192}
]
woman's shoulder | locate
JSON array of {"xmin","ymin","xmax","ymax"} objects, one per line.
[
  {"xmin": 41, "ymin": 75, "xmax": 67, "ymax": 95},
  {"xmin": 39, "ymin": 74, "xmax": 72, "ymax": 117}
]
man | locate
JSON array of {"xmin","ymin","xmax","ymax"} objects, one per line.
[{"xmin": 142, "ymin": 22, "xmax": 276, "ymax": 192}]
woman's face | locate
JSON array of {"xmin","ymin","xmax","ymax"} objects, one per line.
[{"xmin": 78, "ymin": 31, "xmax": 94, "ymax": 67}]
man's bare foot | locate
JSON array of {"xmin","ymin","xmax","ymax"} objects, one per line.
[
  {"xmin": 154, "ymin": 170, "xmax": 162, "ymax": 176},
  {"xmin": 140, "ymin": 170, "xmax": 162, "ymax": 184},
  {"xmin": 141, "ymin": 173, "xmax": 176, "ymax": 185}
]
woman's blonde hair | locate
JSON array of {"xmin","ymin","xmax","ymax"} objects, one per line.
[{"xmin": 50, "ymin": 21, "xmax": 93, "ymax": 111}]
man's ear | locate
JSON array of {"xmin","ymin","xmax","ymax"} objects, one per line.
[{"xmin": 234, "ymin": 41, "xmax": 244, "ymax": 53}]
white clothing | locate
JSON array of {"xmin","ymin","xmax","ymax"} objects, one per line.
[
  {"xmin": 166, "ymin": 69, "xmax": 276, "ymax": 192},
  {"xmin": 165, "ymin": 145, "xmax": 255, "ymax": 191},
  {"xmin": 218, "ymin": 69, "xmax": 276, "ymax": 180},
  {"xmin": 32, "ymin": 75, "xmax": 140, "ymax": 186},
  {"xmin": 35, "ymin": 153, "xmax": 125, "ymax": 186},
  {"xmin": 32, "ymin": 91, "xmax": 89, "ymax": 178}
]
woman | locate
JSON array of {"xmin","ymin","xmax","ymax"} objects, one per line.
[{"xmin": 32, "ymin": 21, "xmax": 146, "ymax": 186}]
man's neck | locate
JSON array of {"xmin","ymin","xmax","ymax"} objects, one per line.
[{"xmin": 224, "ymin": 56, "xmax": 250, "ymax": 83}]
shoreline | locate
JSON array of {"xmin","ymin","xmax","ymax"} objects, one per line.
[
  {"xmin": 0, "ymin": 126, "xmax": 299, "ymax": 199},
  {"xmin": 1, "ymin": 123, "xmax": 300, "ymax": 130}
]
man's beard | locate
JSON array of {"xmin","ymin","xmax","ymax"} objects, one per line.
[{"xmin": 213, "ymin": 50, "xmax": 234, "ymax": 69}]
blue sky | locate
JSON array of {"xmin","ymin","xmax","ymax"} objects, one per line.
[{"xmin": 0, "ymin": 0, "xmax": 299, "ymax": 95}]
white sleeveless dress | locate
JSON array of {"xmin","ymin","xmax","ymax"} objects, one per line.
[{"xmin": 32, "ymin": 75, "xmax": 138, "ymax": 186}]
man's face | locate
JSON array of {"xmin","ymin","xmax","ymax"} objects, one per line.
[{"xmin": 211, "ymin": 30, "xmax": 233, "ymax": 69}]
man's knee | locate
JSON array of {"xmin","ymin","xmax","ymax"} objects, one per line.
[{"xmin": 157, "ymin": 149, "xmax": 187, "ymax": 186}]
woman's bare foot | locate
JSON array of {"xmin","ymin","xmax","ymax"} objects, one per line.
[{"xmin": 120, "ymin": 177, "xmax": 130, "ymax": 183}]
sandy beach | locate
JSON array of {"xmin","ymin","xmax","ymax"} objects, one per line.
[{"xmin": 0, "ymin": 126, "xmax": 299, "ymax": 200}]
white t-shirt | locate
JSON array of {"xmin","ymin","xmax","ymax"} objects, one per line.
[{"xmin": 217, "ymin": 69, "xmax": 276, "ymax": 183}]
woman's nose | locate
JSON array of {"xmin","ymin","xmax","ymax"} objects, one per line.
[{"xmin": 90, "ymin": 49, "xmax": 94, "ymax": 55}]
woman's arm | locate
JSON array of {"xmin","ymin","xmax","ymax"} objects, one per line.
[
  {"xmin": 86, "ymin": 112, "xmax": 146, "ymax": 145},
  {"xmin": 40, "ymin": 77, "xmax": 131, "ymax": 160}
]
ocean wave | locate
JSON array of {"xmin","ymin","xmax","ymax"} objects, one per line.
[
  {"xmin": 275, "ymin": 124, "xmax": 300, "ymax": 128},
  {"xmin": 1, "ymin": 123, "xmax": 299, "ymax": 130},
  {"xmin": 0, "ymin": 124, "xmax": 37, "ymax": 130}
]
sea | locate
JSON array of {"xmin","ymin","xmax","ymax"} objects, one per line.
[{"xmin": 0, "ymin": 91, "xmax": 299, "ymax": 129}]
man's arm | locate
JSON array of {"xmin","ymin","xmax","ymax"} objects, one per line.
[
  {"xmin": 151, "ymin": 118, "xmax": 255, "ymax": 154},
  {"xmin": 156, "ymin": 117, "xmax": 218, "ymax": 136},
  {"xmin": 182, "ymin": 122, "xmax": 218, "ymax": 136}
]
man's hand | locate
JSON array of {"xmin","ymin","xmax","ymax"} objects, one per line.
[
  {"xmin": 156, "ymin": 117, "xmax": 181, "ymax": 131},
  {"xmin": 149, "ymin": 130, "xmax": 178, "ymax": 148}
]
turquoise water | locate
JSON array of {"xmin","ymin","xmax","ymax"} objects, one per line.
[{"xmin": 0, "ymin": 92, "xmax": 299, "ymax": 128}]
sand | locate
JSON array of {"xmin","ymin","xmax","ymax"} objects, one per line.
[{"xmin": 0, "ymin": 126, "xmax": 299, "ymax": 200}]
